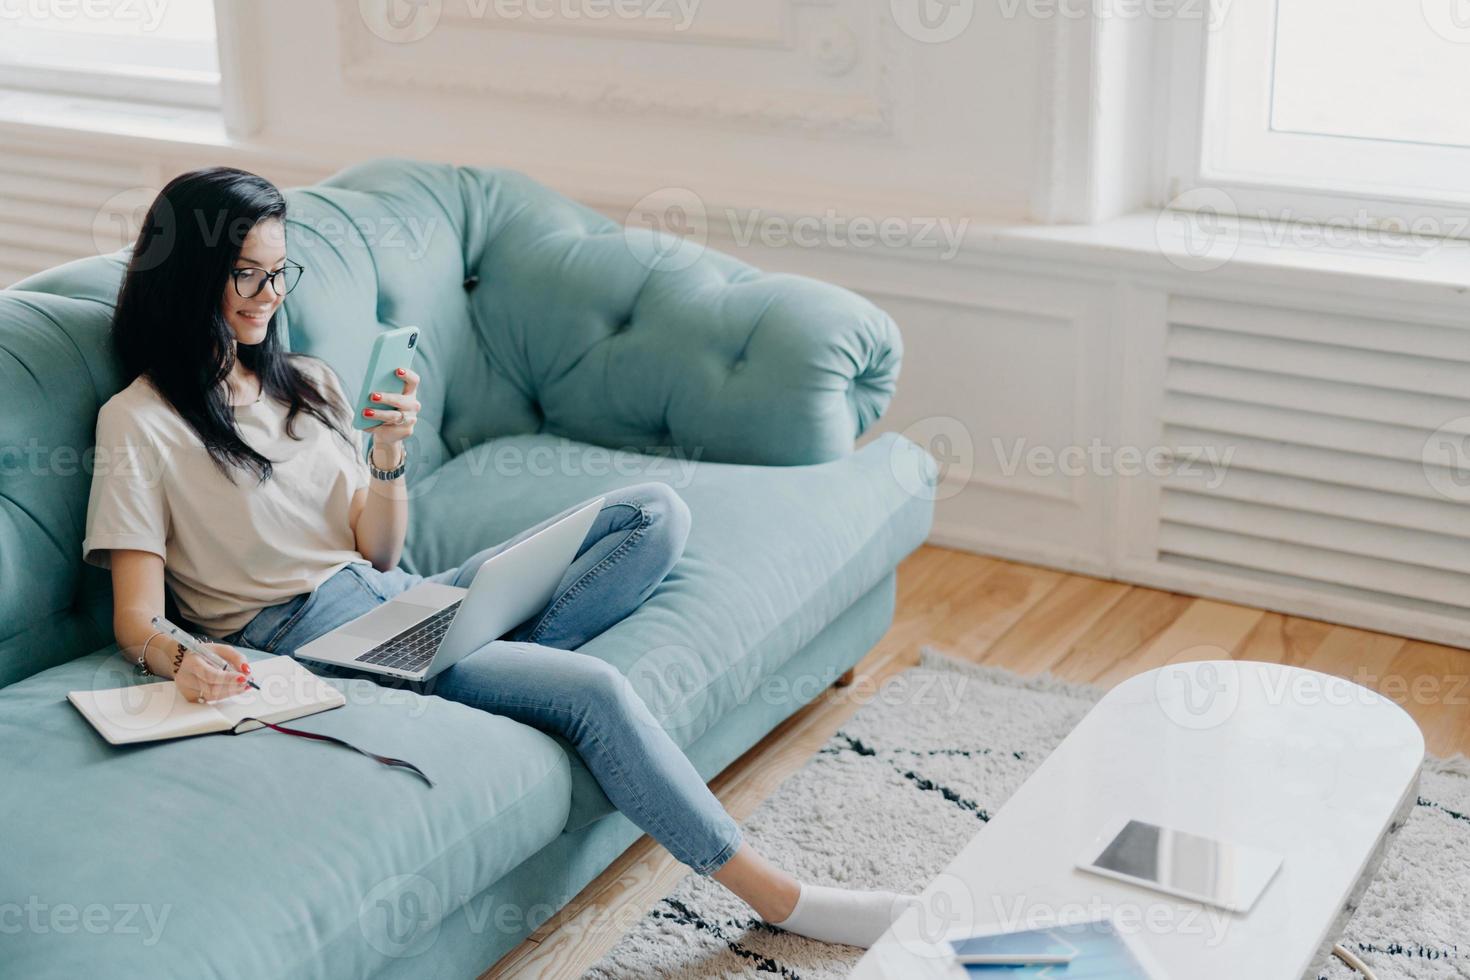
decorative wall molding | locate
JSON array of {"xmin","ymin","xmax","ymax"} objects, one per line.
[
  {"xmin": 859, "ymin": 285, "xmax": 1089, "ymax": 507},
  {"xmin": 1030, "ymin": 9, "xmax": 1156, "ymax": 224},
  {"xmin": 1030, "ymin": 13, "xmax": 1098, "ymax": 223},
  {"xmin": 216, "ymin": 0, "xmax": 264, "ymax": 140},
  {"xmin": 335, "ymin": 0, "xmax": 899, "ymax": 135}
]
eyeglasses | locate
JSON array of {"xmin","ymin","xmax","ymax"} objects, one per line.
[{"xmin": 231, "ymin": 261, "xmax": 304, "ymax": 299}]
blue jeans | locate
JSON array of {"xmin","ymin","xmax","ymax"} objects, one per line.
[{"xmin": 221, "ymin": 483, "xmax": 743, "ymax": 876}]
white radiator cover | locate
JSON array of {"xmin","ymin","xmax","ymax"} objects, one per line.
[
  {"xmin": 0, "ymin": 147, "xmax": 158, "ymax": 287},
  {"xmin": 1157, "ymin": 297, "xmax": 1470, "ymax": 626},
  {"xmin": 857, "ymin": 258, "xmax": 1470, "ymax": 648}
]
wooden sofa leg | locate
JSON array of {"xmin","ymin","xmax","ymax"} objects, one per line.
[{"xmin": 834, "ymin": 667, "xmax": 857, "ymax": 688}]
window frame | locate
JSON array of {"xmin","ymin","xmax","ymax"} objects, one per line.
[
  {"xmin": 0, "ymin": 1, "xmax": 221, "ymax": 111},
  {"xmin": 1159, "ymin": 0, "xmax": 1470, "ymax": 243}
]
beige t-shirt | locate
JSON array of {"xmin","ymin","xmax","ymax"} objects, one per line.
[{"xmin": 82, "ymin": 355, "xmax": 374, "ymax": 638}]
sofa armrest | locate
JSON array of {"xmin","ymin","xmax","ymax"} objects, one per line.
[
  {"xmin": 461, "ymin": 171, "xmax": 902, "ymax": 466},
  {"xmin": 553, "ymin": 261, "xmax": 904, "ymax": 467}
]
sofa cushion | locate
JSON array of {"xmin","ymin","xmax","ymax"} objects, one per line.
[
  {"xmin": 405, "ymin": 430, "xmax": 935, "ymax": 831},
  {"xmin": 0, "ymin": 648, "xmax": 573, "ymax": 980}
]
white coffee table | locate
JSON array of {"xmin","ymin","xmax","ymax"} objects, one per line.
[{"xmin": 852, "ymin": 660, "xmax": 1423, "ymax": 980}]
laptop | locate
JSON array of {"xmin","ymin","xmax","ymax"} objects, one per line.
[{"xmin": 295, "ymin": 497, "xmax": 604, "ymax": 681}]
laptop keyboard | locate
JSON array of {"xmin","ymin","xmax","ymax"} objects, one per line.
[{"xmin": 355, "ymin": 601, "xmax": 463, "ymax": 673}]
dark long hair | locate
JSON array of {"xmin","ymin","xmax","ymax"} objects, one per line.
[{"xmin": 111, "ymin": 167, "xmax": 350, "ymax": 484}]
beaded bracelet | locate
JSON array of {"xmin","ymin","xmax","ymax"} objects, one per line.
[{"xmin": 134, "ymin": 630, "xmax": 165, "ymax": 677}]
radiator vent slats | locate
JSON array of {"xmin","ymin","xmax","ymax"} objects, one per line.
[
  {"xmin": 0, "ymin": 148, "xmax": 147, "ymax": 288},
  {"xmin": 1158, "ymin": 298, "xmax": 1470, "ymax": 632}
]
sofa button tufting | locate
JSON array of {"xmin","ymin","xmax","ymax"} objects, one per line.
[{"xmin": 463, "ymin": 275, "xmax": 480, "ymax": 292}]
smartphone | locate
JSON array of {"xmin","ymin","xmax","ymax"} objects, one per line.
[
  {"xmin": 952, "ymin": 919, "xmax": 1164, "ymax": 978},
  {"xmin": 352, "ymin": 326, "xmax": 419, "ymax": 430},
  {"xmin": 949, "ymin": 926, "xmax": 1078, "ymax": 965}
]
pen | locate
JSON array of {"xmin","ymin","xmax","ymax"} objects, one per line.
[{"xmin": 150, "ymin": 615, "xmax": 262, "ymax": 692}]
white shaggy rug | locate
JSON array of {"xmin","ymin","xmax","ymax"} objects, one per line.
[{"xmin": 583, "ymin": 649, "xmax": 1470, "ymax": 979}]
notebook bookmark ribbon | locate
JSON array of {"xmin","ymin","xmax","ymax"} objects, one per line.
[{"xmin": 230, "ymin": 717, "xmax": 435, "ymax": 788}]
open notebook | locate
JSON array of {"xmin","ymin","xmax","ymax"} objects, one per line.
[{"xmin": 69, "ymin": 655, "xmax": 346, "ymax": 745}]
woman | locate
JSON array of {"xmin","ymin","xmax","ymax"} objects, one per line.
[{"xmin": 82, "ymin": 167, "xmax": 919, "ymax": 951}]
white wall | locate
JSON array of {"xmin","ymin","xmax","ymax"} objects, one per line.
[{"xmin": 248, "ymin": 0, "xmax": 1045, "ymax": 222}]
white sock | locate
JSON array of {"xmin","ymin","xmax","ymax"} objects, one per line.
[{"xmin": 770, "ymin": 882, "xmax": 921, "ymax": 948}]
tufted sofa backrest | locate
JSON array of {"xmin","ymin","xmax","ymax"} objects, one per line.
[{"xmin": 0, "ymin": 158, "xmax": 900, "ymax": 688}]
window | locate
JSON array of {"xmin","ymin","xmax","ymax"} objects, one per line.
[
  {"xmin": 0, "ymin": 0, "xmax": 219, "ymax": 107},
  {"xmin": 1164, "ymin": 0, "xmax": 1470, "ymax": 234}
]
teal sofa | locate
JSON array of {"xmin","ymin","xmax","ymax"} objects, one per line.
[{"xmin": 0, "ymin": 159, "xmax": 934, "ymax": 979}]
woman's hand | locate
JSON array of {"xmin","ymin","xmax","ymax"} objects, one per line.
[
  {"xmin": 172, "ymin": 642, "xmax": 252, "ymax": 703},
  {"xmin": 363, "ymin": 366, "xmax": 420, "ymax": 466},
  {"xmin": 353, "ymin": 366, "xmax": 416, "ymax": 568}
]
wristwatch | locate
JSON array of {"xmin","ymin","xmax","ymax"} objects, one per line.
[{"xmin": 365, "ymin": 437, "xmax": 408, "ymax": 481}]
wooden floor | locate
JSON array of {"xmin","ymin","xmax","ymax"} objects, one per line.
[{"xmin": 483, "ymin": 545, "xmax": 1470, "ymax": 979}]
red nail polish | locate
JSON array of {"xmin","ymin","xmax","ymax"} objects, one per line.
[
  {"xmin": 236, "ymin": 674, "xmax": 247, "ymax": 683},
  {"xmin": 364, "ymin": 409, "xmax": 374, "ymax": 417},
  {"xmin": 240, "ymin": 663, "xmax": 251, "ymax": 673},
  {"xmin": 371, "ymin": 392, "xmax": 382, "ymax": 402},
  {"xmin": 396, "ymin": 368, "xmax": 405, "ymax": 376}
]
